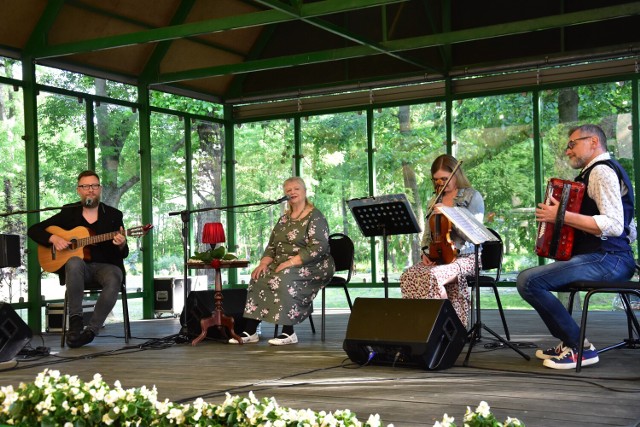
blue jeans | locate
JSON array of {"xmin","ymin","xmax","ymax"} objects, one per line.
[{"xmin": 516, "ymin": 251, "xmax": 635, "ymax": 348}]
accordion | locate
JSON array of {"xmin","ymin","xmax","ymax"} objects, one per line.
[{"xmin": 535, "ymin": 178, "xmax": 585, "ymax": 261}]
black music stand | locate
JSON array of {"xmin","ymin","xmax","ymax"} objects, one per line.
[
  {"xmin": 347, "ymin": 194, "xmax": 421, "ymax": 298},
  {"xmin": 435, "ymin": 207, "xmax": 530, "ymax": 363}
]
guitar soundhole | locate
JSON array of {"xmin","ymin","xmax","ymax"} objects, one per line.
[{"xmin": 70, "ymin": 239, "xmax": 78, "ymax": 250}]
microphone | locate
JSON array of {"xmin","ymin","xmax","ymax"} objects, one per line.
[
  {"xmin": 274, "ymin": 195, "xmax": 290, "ymax": 203},
  {"xmin": 85, "ymin": 198, "xmax": 93, "ymax": 207}
]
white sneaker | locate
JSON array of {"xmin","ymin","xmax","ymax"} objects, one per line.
[
  {"xmin": 228, "ymin": 332, "xmax": 259, "ymax": 344},
  {"xmin": 268, "ymin": 332, "xmax": 298, "ymax": 346}
]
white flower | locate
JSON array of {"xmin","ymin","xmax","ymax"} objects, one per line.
[
  {"xmin": 475, "ymin": 401, "xmax": 491, "ymax": 417},
  {"xmin": 434, "ymin": 413, "xmax": 455, "ymax": 427}
]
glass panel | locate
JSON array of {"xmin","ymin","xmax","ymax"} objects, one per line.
[
  {"xmin": 190, "ymin": 119, "xmax": 227, "ymax": 285},
  {"xmin": 235, "ymin": 120, "xmax": 294, "ymax": 286},
  {"xmin": 0, "ymin": 57, "xmax": 21, "ymax": 79},
  {"xmin": 301, "ymin": 112, "xmax": 369, "ymax": 304},
  {"xmin": 150, "ymin": 113, "xmax": 187, "ymax": 279},
  {"xmin": 0, "ymin": 82, "xmax": 26, "ymax": 304},
  {"xmin": 453, "ymin": 93, "xmax": 535, "ymax": 278},
  {"xmin": 150, "ymin": 90, "xmax": 223, "ymax": 118},
  {"xmin": 374, "ymin": 104, "xmax": 447, "ymax": 296},
  {"xmin": 540, "ymin": 82, "xmax": 634, "ymax": 258},
  {"xmin": 36, "ymin": 92, "xmax": 88, "ymax": 303},
  {"xmin": 94, "ymin": 101, "xmax": 142, "ymax": 320},
  {"xmin": 37, "ymin": 66, "xmax": 137, "ymax": 103}
]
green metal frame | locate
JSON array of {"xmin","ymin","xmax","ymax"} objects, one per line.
[{"xmin": 6, "ymin": 59, "xmax": 640, "ymax": 331}]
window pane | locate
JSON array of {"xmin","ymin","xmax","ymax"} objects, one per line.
[
  {"xmin": 540, "ymin": 82, "xmax": 634, "ymax": 260},
  {"xmin": 235, "ymin": 120, "xmax": 293, "ymax": 285},
  {"xmin": 375, "ymin": 105, "xmax": 446, "ymax": 293},
  {"xmin": 189, "ymin": 120, "xmax": 227, "ymax": 284},
  {"xmin": 150, "ymin": 113, "xmax": 187, "ymax": 280},
  {"xmin": 36, "ymin": 92, "xmax": 87, "ymax": 302},
  {"xmin": 94, "ymin": 101, "xmax": 143, "ymax": 320},
  {"xmin": 0, "ymin": 82, "xmax": 26, "ymax": 304},
  {"xmin": 302, "ymin": 112, "xmax": 369, "ymax": 292},
  {"xmin": 453, "ymin": 93, "xmax": 535, "ymax": 276}
]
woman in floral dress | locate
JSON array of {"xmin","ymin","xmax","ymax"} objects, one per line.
[
  {"xmin": 230, "ymin": 176, "xmax": 335, "ymax": 345},
  {"xmin": 399, "ymin": 154, "xmax": 484, "ymax": 326}
]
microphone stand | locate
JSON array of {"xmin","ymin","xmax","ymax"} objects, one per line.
[
  {"xmin": 168, "ymin": 197, "xmax": 286, "ymax": 340},
  {"xmin": 0, "ymin": 202, "xmax": 83, "ymax": 217}
]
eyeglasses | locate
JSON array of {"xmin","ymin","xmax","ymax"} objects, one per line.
[
  {"xmin": 565, "ymin": 135, "xmax": 592, "ymax": 151},
  {"xmin": 431, "ymin": 176, "xmax": 450, "ymax": 184},
  {"xmin": 77, "ymin": 184, "xmax": 101, "ymax": 190}
]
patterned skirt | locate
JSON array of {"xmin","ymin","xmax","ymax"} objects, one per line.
[{"xmin": 399, "ymin": 254, "xmax": 477, "ymax": 326}]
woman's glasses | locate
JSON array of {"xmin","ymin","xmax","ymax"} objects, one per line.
[{"xmin": 431, "ymin": 176, "xmax": 450, "ymax": 184}]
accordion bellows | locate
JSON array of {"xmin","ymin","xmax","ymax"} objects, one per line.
[{"xmin": 535, "ymin": 178, "xmax": 585, "ymax": 261}]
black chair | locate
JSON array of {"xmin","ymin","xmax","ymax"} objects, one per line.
[
  {"xmin": 563, "ymin": 263, "xmax": 640, "ymax": 372},
  {"xmin": 321, "ymin": 233, "xmax": 355, "ymax": 341},
  {"xmin": 466, "ymin": 228, "xmax": 510, "ymax": 340},
  {"xmin": 60, "ymin": 270, "xmax": 131, "ymax": 347}
]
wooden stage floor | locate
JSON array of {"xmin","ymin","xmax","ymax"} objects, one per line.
[{"xmin": 2, "ymin": 307, "xmax": 640, "ymax": 427}]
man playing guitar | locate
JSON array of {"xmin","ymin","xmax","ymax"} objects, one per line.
[{"xmin": 28, "ymin": 170, "xmax": 129, "ymax": 348}]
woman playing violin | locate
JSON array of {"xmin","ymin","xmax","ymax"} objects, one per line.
[{"xmin": 400, "ymin": 154, "xmax": 484, "ymax": 326}]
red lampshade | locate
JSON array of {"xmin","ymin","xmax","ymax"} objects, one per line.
[{"xmin": 202, "ymin": 222, "xmax": 225, "ymax": 245}]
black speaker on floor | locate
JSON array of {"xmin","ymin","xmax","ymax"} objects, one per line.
[
  {"xmin": 343, "ymin": 298, "xmax": 466, "ymax": 370},
  {"xmin": 0, "ymin": 234, "xmax": 20, "ymax": 268},
  {"xmin": 180, "ymin": 289, "xmax": 247, "ymax": 340},
  {"xmin": 0, "ymin": 302, "xmax": 32, "ymax": 362}
]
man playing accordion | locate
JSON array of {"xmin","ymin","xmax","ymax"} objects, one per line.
[{"xmin": 517, "ymin": 124, "xmax": 636, "ymax": 370}]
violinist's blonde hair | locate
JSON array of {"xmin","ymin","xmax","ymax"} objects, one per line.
[{"xmin": 430, "ymin": 154, "xmax": 471, "ymax": 188}]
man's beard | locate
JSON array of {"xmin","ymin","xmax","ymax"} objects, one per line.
[
  {"xmin": 83, "ymin": 196, "xmax": 100, "ymax": 208},
  {"xmin": 568, "ymin": 156, "xmax": 586, "ymax": 170}
]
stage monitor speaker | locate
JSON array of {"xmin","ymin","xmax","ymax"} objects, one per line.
[
  {"xmin": 343, "ymin": 298, "xmax": 466, "ymax": 370},
  {"xmin": 0, "ymin": 302, "xmax": 32, "ymax": 362},
  {"xmin": 0, "ymin": 234, "xmax": 20, "ymax": 268},
  {"xmin": 180, "ymin": 289, "xmax": 247, "ymax": 341}
]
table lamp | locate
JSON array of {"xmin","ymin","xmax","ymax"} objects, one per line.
[{"xmin": 202, "ymin": 222, "xmax": 225, "ymax": 249}]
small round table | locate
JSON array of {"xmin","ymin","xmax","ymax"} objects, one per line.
[{"xmin": 187, "ymin": 259, "xmax": 249, "ymax": 346}]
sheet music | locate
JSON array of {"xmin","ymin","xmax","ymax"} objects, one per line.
[{"xmin": 437, "ymin": 206, "xmax": 498, "ymax": 245}]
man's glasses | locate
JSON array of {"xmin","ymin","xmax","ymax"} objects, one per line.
[
  {"xmin": 565, "ymin": 135, "xmax": 592, "ymax": 151},
  {"xmin": 77, "ymin": 184, "xmax": 101, "ymax": 190}
]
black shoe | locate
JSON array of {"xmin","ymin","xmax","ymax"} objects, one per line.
[
  {"xmin": 67, "ymin": 329, "xmax": 95, "ymax": 348},
  {"xmin": 67, "ymin": 315, "xmax": 84, "ymax": 341}
]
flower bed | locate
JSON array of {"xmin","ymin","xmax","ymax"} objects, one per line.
[
  {"xmin": 0, "ymin": 369, "xmax": 525, "ymax": 426},
  {"xmin": 0, "ymin": 369, "xmax": 385, "ymax": 426}
]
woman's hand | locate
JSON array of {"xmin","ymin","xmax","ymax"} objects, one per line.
[
  {"xmin": 275, "ymin": 257, "xmax": 297, "ymax": 273},
  {"xmin": 251, "ymin": 261, "xmax": 271, "ymax": 280},
  {"xmin": 421, "ymin": 253, "xmax": 436, "ymax": 266}
]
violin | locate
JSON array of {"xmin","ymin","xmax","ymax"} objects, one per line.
[{"xmin": 425, "ymin": 162, "xmax": 462, "ymax": 265}]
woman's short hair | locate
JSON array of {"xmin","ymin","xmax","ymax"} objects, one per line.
[{"xmin": 283, "ymin": 176, "xmax": 315, "ymax": 212}]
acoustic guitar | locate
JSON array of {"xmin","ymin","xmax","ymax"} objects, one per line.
[{"xmin": 37, "ymin": 224, "xmax": 153, "ymax": 273}]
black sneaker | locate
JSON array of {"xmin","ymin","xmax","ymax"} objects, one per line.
[
  {"xmin": 67, "ymin": 329, "xmax": 95, "ymax": 348},
  {"xmin": 67, "ymin": 315, "xmax": 84, "ymax": 341}
]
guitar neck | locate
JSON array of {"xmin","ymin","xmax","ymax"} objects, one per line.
[{"xmin": 76, "ymin": 230, "xmax": 121, "ymax": 248}]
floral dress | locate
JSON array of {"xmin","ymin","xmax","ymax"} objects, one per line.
[
  {"xmin": 244, "ymin": 208, "xmax": 335, "ymax": 325},
  {"xmin": 399, "ymin": 187, "xmax": 484, "ymax": 326}
]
